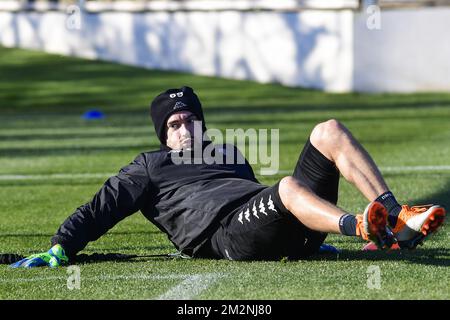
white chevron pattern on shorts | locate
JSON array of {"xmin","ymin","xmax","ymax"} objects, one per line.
[
  {"xmin": 238, "ymin": 211, "xmax": 243, "ymax": 224},
  {"xmin": 244, "ymin": 208, "xmax": 251, "ymax": 222},
  {"xmin": 259, "ymin": 198, "xmax": 268, "ymax": 216},
  {"xmin": 267, "ymin": 195, "xmax": 278, "ymax": 213},
  {"xmin": 252, "ymin": 201, "xmax": 259, "ymax": 219}
]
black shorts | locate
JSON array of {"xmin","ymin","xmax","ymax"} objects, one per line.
[{"xmin": 196, "ymin": 139, "xmax": 340, "ymax": 261}]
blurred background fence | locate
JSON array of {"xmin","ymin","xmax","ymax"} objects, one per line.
[{"xmin": 1, "ymin": 0, "xmax": 450, "ymax": 92}]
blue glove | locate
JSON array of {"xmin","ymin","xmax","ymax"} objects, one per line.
[{"xmin": 10, "ymin": 244, "xmax": 69, "ymax": 268}]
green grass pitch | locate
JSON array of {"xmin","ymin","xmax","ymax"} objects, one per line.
[{"xmin": 0, "ymin": 46, "xmax": 449, "ymax": 300}]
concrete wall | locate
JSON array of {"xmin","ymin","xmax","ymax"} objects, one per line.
[
  {"xmin": 1, "ymin": 4, "xmax": 449, "ymax": 93},
  {"xmin": 353, "ymin": 7, "xmax": 450, "ymax": 92}
]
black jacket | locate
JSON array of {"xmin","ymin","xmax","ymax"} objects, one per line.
[{"xmin": 51, "ymin": 143, "xmax": 268, "ymax": 257}]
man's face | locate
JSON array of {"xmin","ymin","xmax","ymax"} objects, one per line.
[{"xmin": 165, "ymin": 111, "xmax": 202, "ymax": 150}]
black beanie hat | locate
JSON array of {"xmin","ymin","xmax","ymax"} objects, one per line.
[{"xmin": 150, "ymin": 86, "xmax": 207, "ymax": 145}]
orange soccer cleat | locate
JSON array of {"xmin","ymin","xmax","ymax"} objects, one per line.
[
  {"xmin": 392, "ymin": 204, "xmax": 446, "ymax": 249},
  {"xmin": 356, "ymin": 202, "xmax": 396, "ymax": 249},
  {"xmin": 362, "ymin": 204, "xmax": 446, "ymax": 251}
]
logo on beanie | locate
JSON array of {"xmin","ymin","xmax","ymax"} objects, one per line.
[
  {"xmin": 174, "ymin": 101, "xmax": 187, "ymax": 109},
  {"xmin": 170, "ymin": 92, "xmax": 184, "ymax": 98}
]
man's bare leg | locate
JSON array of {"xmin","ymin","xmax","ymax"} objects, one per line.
[
  {"xmin": 309, "ymin": 119, "xmax": 389, "ymax": 201},
  {"xmin": 278, "ymin": 119, "xmax": 396, "ymax": 236},
  {"xmin": 278, "ymin": 119, "xmax": 445, "ymax": 249},
  {"xmin": 278, "ymin": 176, "xmax": 344, "ymax": 234},
  {"xmin": 278, "ymin": 176, "xmax": 391, "ymax": 247}
]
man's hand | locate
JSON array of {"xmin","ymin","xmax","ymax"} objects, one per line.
[{"xmin": 10, "ymin": 244, "xmax": 69, "ymax": 268}]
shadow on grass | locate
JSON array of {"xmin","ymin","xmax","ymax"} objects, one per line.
[
  {"xmin": 308, "ymin": 247, "xmax": 449, "ymax": 267},
  {"xmin": 2, "ymin": 44, "xmax": 450, "ymax": 115},
  {"xmin": 413, "ymin": 179, "xmax": 450, "ymax": 211},
  {"xmin": 0, "ymin": 230, "xmax": 161, "ymax": 239},
  {"xmin": 83, "ymin": 241, "xmax": 172, "ymax": 254},
  {"xmin": 72, "ymin": 245, "xmax": 178, "ymax": 265},
  {"xmin": 70, "ymin": 246, "xmax": 449, "ymax": 266},
  {"xmin": 72, "ymin": 254, "xmax": 180, "ymax": 265},
  {"xmin": 0, "ymin": 143, "xmax": 154, "ymax": 158}
]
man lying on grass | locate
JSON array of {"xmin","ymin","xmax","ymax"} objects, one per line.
[{"xmin": 11, "ymin": 86, "xmax": 446, "ymax": 267}]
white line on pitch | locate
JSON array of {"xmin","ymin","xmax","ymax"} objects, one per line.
[
  {"xmin": 379, "ymin": 165, "xmax": 450, "ymax": 172},
  {"xmin": 156, "ymin": 273, "xmax": 224, "ymax": 300},
  {"xmin": 0, "ymin": 173, "xmax": 116, "ymax": 180},
  {"xmin": 275, "ymin": 165, "xmax": 450, "ymax": 175},
  {"xmin": 0, "ymin": 272, "xmax": 224, "ymax": 300}
]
